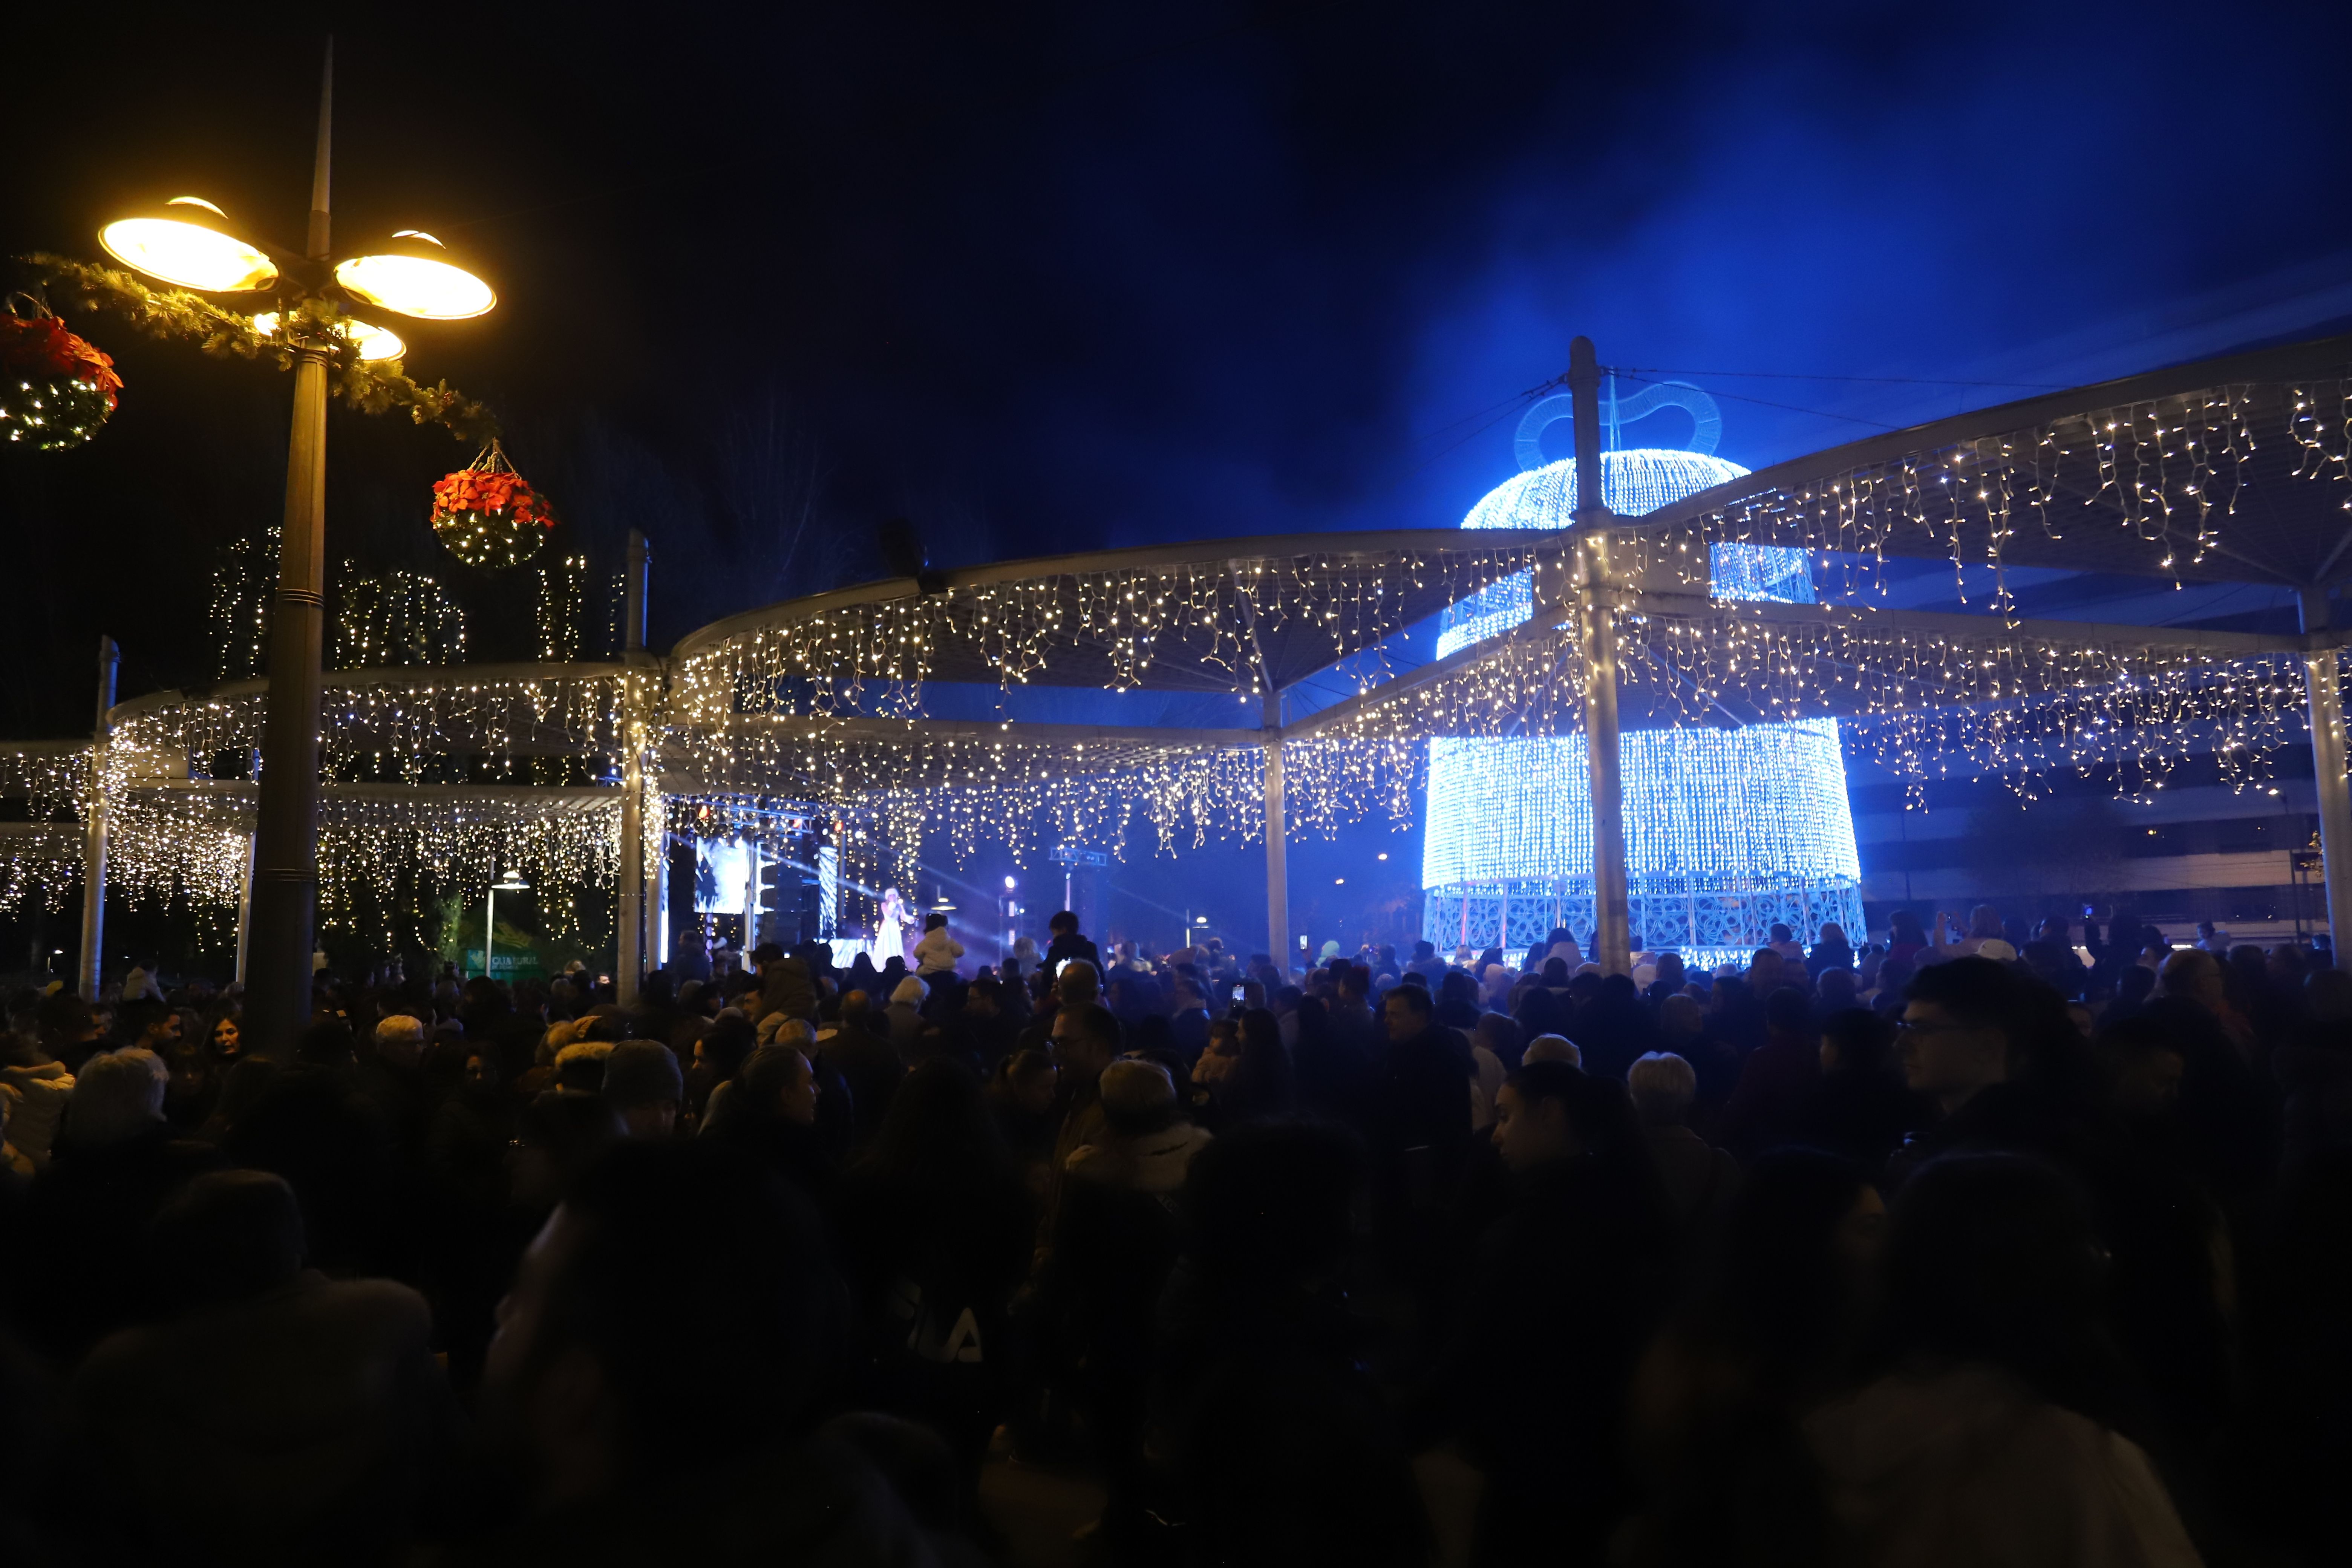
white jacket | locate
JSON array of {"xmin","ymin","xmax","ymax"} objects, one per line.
[
  {"xmin": 913, "ymin": 928, "xmax": 965, "ymax": 975},
  {"xmin": 0, "ymin": 1061, "xmax": 74, "ymax": 1169},
  {"xmin": 1806, "ymin": 1363, "xmax": 2201, "ymax": 1568},
  {"xmin": 1067, "ymin": 1122, "xmax": 1214, "ymax": 1196}
]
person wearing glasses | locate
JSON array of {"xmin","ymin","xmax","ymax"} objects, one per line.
[
  {"xmin": 1894, "ymin": 959, "xmax": 2053, "ymax": 1124},
  {"xmin": 1880, "ymin": 957, "xmax": 2096, "ymax": 1197}
]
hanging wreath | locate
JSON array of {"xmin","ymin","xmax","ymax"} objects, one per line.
[
  {"xmin": 0, "ymin": 296, "xmax": 122, "ymax": 451},
  {"xmin": 430, "ymin": 439, "xmax": 556, "ymax": 568}
]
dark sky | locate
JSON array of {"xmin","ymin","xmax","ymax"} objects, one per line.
[{"xmin": 7, "ymin": 0, "xmax": 2352, "ymax": 740}]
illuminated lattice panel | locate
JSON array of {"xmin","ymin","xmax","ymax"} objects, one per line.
[{"xmin": 1423, "ymin": 449, "xmax": 1867, "ymax": 952}]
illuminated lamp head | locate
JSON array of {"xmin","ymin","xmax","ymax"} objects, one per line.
[
  {"xmin": 334, "ymin": 230, "xmax": 496, "ymax": 320},
  {"xmin": 99, "ymin": 197, "xmax": 279, "ymax": 293}
]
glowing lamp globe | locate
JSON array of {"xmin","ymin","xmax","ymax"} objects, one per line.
[
  {"xmin": 334, "ymin": 231, "xmax": 495, "ymax": 320},
  {"xmin": 98, "ymin": 198, "xmax": 278, "ymax": 293},
  {"xmin": 250, "ymin": 312, "xmax": 406, "ymax": 363}
]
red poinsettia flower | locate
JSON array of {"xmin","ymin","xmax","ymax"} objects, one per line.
[
  {"xmin": 430, "ymin": 466, "xmax": 557, "ymax": 531},
  {"xmin": 0, "ymin": 315, "xmax": 122, "ymax": 410}
]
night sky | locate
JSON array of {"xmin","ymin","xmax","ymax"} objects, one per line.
[{"xmin": 7, "ymin": 2, "xmax": 2352, "ymax": 948}]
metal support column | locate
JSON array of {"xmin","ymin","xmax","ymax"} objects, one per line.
[
  {"xmin": 1570, "ymin": 336, "xmax": 1631, "ymax": 974},
  {"xmin": 1263, "ymin": 693, "xmax": 1291, "ymax": 975},
  {"xmin": 2301, "ymin": 588, "xmax": 2352, "ymax": 966},
  {"xmin": 617, "ymin": 528, "xmax": 649, "ymax": 1004},
  {"xmin": 76, "ymin": 637, "xmax": 118, "ymax": 1000},
  {"xmin": 245, "ymin": 50, "xmax": 335, "ymax": 1050}
]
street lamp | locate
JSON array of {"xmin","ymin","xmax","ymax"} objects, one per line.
[
  {"xmin": 94, "ymin": 42, "xmax": 496, "ymax": 1050},
  {"xmin": 484, "ymin": 867, "xmax": 530, "ymax": 981}
]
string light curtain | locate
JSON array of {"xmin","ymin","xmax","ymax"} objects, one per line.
[
  {"xmin": 333, "ymin": 566, "xmax": 467, "ymax": 669},
  {"xmin": 2, "ymin": 351, "xmax": 2348, "ymax": 940}
]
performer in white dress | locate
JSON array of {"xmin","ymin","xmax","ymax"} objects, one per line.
[{"xmin": 873, "ymin": 887, "xmax": 910, "ymax": 966}]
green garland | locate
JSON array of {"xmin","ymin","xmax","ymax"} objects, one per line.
[{"xmin": 19, "ymin": 253, "xmax": 498, "ymax": 443}]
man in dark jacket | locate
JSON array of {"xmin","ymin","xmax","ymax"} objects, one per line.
[
  {"xmin": 1041, "ymin": 910, "xmax": 1102, "ymax": 978},
  {"xmin": 1374, "ymin": 985, "xmax": 1474, "ymax": 1183}
]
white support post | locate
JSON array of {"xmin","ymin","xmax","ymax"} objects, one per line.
[
  {"xmin": 617, "ymin": 530, "xmax": 649, "ymax": 1005},
  {"xmin": 76, "ymin": 637, "xmax": 118, "ymax": 1000},
  {"xmin": 745, "ymin": 841, "xmax": 763, "ymax": 953},
  {"xmin": 2301, "ymin": 589, "xmax": 2352, "ymax": 967},
  {"xmin": 652, "ymin": 818, "xmax": 671, "ymax": 971},
  {"xmin": 1263, "ymin": 692, "xmax": 1291, "ymax": 977}
]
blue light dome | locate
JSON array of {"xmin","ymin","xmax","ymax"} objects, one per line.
[
  {"xmin": 1462, "ymin": 448, "xmax": 1749, "ymax": 532},
  {"xmin": 1441, "ymin": 449, "xmax": 1754, "ymax": 658}
]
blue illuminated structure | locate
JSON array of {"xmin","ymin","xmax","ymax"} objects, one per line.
[{"xmin": 1423, "ymin": 384, "xmax": 1866, "ymax": 965}]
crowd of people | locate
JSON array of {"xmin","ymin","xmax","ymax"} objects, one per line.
[{"xmin": 0, "ymin": 899, "xmax": 2347, "ymax": 1566}]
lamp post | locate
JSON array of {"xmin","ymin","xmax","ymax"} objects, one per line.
[
  {"xmin": 94, "ymin": 42, "xmax": 496, "ymax": 1049},
  {"xmin": 484, "ymin": 867, "xmax": 530, "ymax": 981}
]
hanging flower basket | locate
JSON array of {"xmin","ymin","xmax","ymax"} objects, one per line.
[
  {"xmin": 430, "ymin": 439, "xmax": 556, "ymax": 568},
  {"xmin": 0, "ymin": 297, "xmax": 122, "ymax": 452}
]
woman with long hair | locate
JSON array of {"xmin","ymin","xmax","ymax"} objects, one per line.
[
  {"xmin": 1226, "ymin": 1006, "xmax": 1296, "ymax": 1123},
  {"xmin": 202, "ymin": 1012, "xmax": 246, "ymax": 1070}
]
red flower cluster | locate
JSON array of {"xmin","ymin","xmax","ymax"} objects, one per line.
[
  {"xmin": 0, "ymin": 315, "xmax": 122, "ymax": 409},
  {"xmin": 430, "ymin": 469, "xmax": 555, "ymax": 530}
]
